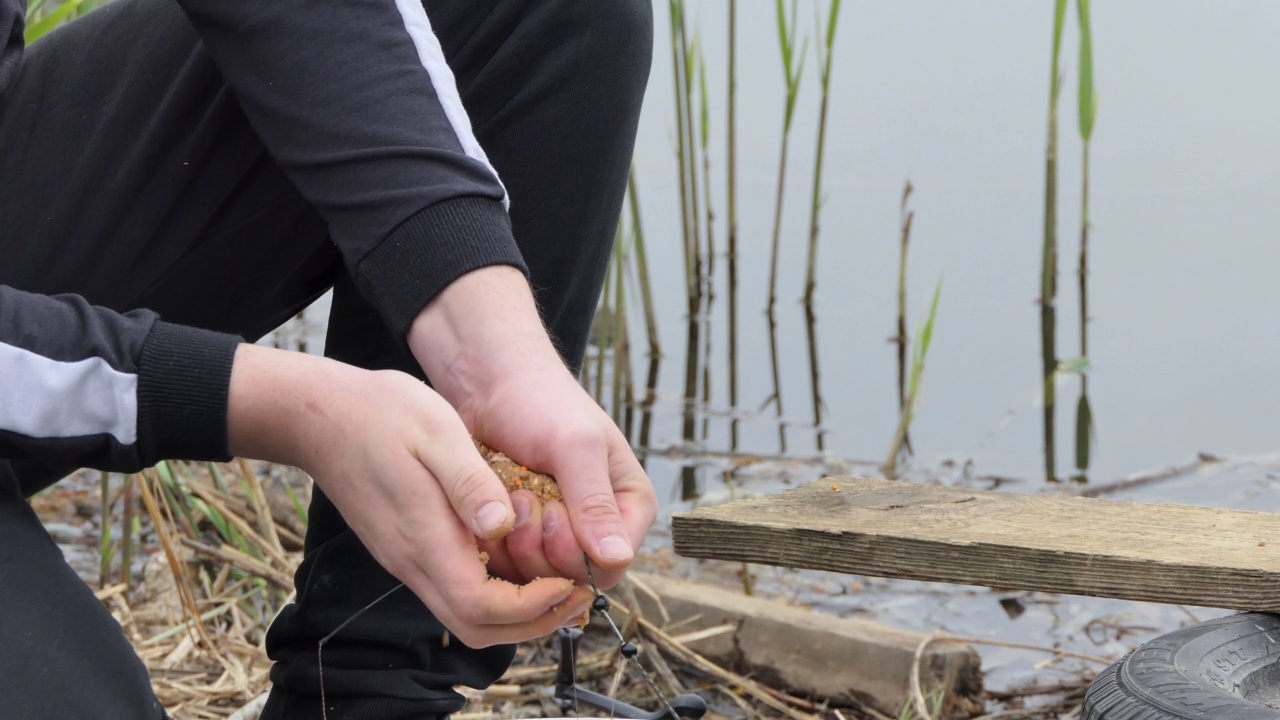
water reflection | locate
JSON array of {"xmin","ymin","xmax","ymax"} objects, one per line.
[
  {"xmin": 804, "ymin": 301, "xmax": 825, "ymax": 452},
  {"xmin": 894, "ymin": 182, "xmax": 915, "ymax": 457}
]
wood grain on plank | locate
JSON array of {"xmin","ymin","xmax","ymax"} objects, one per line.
[{"xmin": 671, "ymin": 477, "xmax": 1280, "ymax": 611}]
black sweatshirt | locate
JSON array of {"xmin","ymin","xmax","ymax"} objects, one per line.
[{"xmin": 0, "ymin": 0, "xmax": 526, "ymax": 473}]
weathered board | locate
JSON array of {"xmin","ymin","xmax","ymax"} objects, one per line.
[
  {"xmin": 671, "ymin": 477, "xmax": 1280, "ymax": 611},
  {"xmin": 624, "ymin": 572, "xmax": 982, "ymax": 717}
]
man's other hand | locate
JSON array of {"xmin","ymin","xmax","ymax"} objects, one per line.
[{"xmin": 227, "ymin": 343, "xmax": 595, "ymax": 648}]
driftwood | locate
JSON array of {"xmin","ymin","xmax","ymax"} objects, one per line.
[{"xmin": 624, "ymin": 572, "xmax": 983, "ymax": 719}]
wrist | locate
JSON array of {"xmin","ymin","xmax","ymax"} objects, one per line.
[
  {"xmin": 226, "ymin": 344, "xmax": 346, "ymax": 470},
  {"xmin": 407, "ymin": 266, "xmax": 570, "ymax": 413}
]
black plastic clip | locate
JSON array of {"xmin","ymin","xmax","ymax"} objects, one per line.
[{"xmin": 554, "ymin": 628, "xmax": 708, "ymax": 720}]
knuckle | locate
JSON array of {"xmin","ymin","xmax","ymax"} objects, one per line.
[
  {"xmin": 448, "ymin": 465, "xmax": 501, "ymax": 508},
  {"xmin": 574, "ymin": 490, "xmax": 622, "ymax": 524},
  {"xmin": 453, "ymin": 583, "xmax": 504, "ymax": 625},
  {"xmin": 554, "ymin": 422, "xmax": 607, "ymax": 453}
]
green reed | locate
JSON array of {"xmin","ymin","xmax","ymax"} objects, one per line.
[
  {"xmin": 1074, "ymin": 0, "xmax": 1097, "ymax": 477},
  {"xmin": 24, "ymin": 0, "xmax": 105, "ymax": 43},
  {"xmin": 804, "ymin": 0, "xmax": 842, "ymax": 306},
  {"xmin": 667, "ymin": 0, "xmax": 703, "ymax": 314},
  {"xmin": 666, "ymin": 1, "xmax": 707, "ymax": 471},
  {"xmin": 767, "ymin": 0, "xmax": 808, "ymax": 314},
  {"xmin": 610, "ymin": 231, "xmax": 634, "ymax": 433},
  {"xmin": 1040, "ymin": 0, "xmax": 1068, "ymax": 483},
  {"xmin": 99, "ymin": 471, "xmax": 112, "ymax": 588}
]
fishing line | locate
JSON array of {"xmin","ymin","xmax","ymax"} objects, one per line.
[
  {"xmin": 317, "ymin": 581, "xmax": 406, "ymax": 720},
  {"xmin": 314, "ymin": 556, "xmax": 680, "ymax": 720},
  {"xmin": 583, "ymin": 553, "xmax": 680, "ymax": 720}
]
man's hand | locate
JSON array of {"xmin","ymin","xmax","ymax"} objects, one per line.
[
  {"xmin": 226, "ymin": 344, "xmax": 595, "ymax": 648},
  {"xmin": 409, "ymin": 266, "xmax": 658, "ymax": 590}
]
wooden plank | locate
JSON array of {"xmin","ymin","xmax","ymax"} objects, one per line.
[
  {"xmin": 623, "ymin": 572, "xmax": 983, "ymax": 718},
  {"xmin": 671, "ymin": 477, "xmax": 1280, "ymax": 611}
]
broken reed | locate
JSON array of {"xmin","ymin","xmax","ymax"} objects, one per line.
[
  {"xmin": 1074, "ymin": 0, "xmax": 1097, "ymax": 476},
  {"xmin": 1040, "ymin": 0, "xmax": 1068, "ymax": 483},
  {"xmin": 883, "ymin": 278, "xmax": 942, "ymax": 478}
]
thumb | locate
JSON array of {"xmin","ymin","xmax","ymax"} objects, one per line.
[
  {"xmin": 418, "ymin": 428, "xmax": 514, "ymax": 541},
  {"xmin": 555, "ymin": 442, "xmax": 633, "ymax": 570}
]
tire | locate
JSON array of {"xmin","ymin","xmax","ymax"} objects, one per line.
[{"xmin": 1083, "ymin": 613, "xmax": 1280, "ymax": 719}]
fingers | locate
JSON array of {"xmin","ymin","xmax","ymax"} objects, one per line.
[
  {"xmin": 382, "ymin": 454, "xmax": 590, "ymax": 647},
  {"xmin": 411, "ymin": 412, "xmax": 515, "ymax": 541},
  {"xmin": 505, "ymin": 490, "xmax": 564, "ymax": 581},
  {"xmin": 478, "ymin": 490, "xmax": 562, "ymax": 585},
  {"xmin": 551, "ymin": 426, "xmax": 635, "ymax": 571},
  {"xmin": 405, "ymin": 570, "xmax": 594, "ymax": 648},
  {"xmin": 606, "ymin": 438, "xmax": 659, "ymax": 552}
]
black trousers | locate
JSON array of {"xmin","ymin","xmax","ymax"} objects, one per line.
[{"xmin": 0, "ymin": 1, "xmax": 652, "ymax": 718}]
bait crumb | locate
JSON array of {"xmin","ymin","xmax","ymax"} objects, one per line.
[
  {"xmin": 478, "ymin": 550, "xmax": 490, "ymax": 564},
  {"xmin": 475, "ymin": 441, "xmax": 563, "ymax": 503},
  {"xmin": 1260, "ymin": 541, "xmax": 1268, "ymax": 547},
  {"xmin": 831, "ymin": 484, "xmax": 839, "ymax": 491},
  {"xmin": 441, "ymin": 630, "xmax": 450, "ymax": 648}
]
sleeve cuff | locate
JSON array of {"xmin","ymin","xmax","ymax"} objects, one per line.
[
  {"xmin": 354, "ymin": 196, "xmax": 529, "ymax": 341},
  {"xmin": 135, "ymin": 321, "xmax": 241, "ymax": 464}
]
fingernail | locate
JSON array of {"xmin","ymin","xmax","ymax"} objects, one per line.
[
  {"xmin": 543, "ymin": 503, "xmax": 561, "ymax": 537},
  {"xmin": 597, "ymin": 535, "xmax": 633, "ymax": 563},
  {"xmin": 513, "ymin": 495, "xmax": 531, "ymax": 528},
  {"xmin": 475, "ymin": 501, "xmax": 512, "ymax": 537}
]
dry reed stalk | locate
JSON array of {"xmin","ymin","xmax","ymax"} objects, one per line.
[
  {"xmin": 179, "ymin": 537, "xmax": 294, "ymax": 590},
  {"xmin": 186, "ymin": 482, "xmax": 291, "ymax": 571},
  {"xmin": 138, "ymin": 470, "xmax": 214, "ymax": 652},
  {"xmin": 637, "ymin": 616, "xmax": 821, "ymax": 720},
  {"xmin": 935, "ymin": 631, "xmax": 1114, "ymax": 666},
  {"xmin": 237, "ymin": 458, "xmax": 283, "ymax": 555},
  {"xmin": 194, "ymin": 480, "xmax": 305, "ymax": 548}
]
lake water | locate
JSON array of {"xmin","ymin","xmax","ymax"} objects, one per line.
[{"xmin": 615, "ymin": 1, "xmax": 1280, "ymax": 500}]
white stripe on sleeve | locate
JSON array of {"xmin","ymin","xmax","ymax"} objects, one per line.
[
  {"xmin": 392, "ymin": 0, "xmax": 509, "ymax": 208},
  {"xmin": 0, "ymin": 341, "xmax": 138, "ymax": 445}
]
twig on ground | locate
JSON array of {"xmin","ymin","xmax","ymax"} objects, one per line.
[
  {"xmin": 910, "ymin": 631, "xmax": 938, "ymax": 720},
  {"xmin": 637, "ymin": 616, "xmax": 820, "ymax": 720}
]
